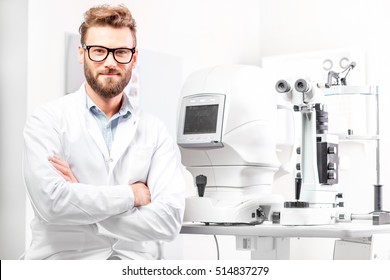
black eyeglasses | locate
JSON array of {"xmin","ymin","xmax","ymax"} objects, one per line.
[{"xmin": 82, "ymin": 43, "xmax": 136, "ymax": 64}]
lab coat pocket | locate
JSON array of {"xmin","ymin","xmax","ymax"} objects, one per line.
[{"xmin": 126, "ymin": 145, "xmax": 155, "ymax": 184}]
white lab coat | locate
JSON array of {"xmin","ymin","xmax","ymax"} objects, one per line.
[{"xmin": 22, "ymin": 85, "xmax": 186, "ymax": 259}]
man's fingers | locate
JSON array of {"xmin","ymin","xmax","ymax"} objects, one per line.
[
  {"xmin": 49, "ymin": 160, "xmax": 70, "ymax": 174},
  {"xmin": 48, "ymin": 156, "xmax": 78, "ymax": 183},
  {"xmin": 49, "ymin": 156, "xmax": 70, "ymax": 168},
  {"xmin": 62, "ymin": 175, "xmax": 72, "ymax": 182}
]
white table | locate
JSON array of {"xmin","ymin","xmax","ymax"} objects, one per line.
[{"xmin": 181, "ymin": 222, "xmax": 390, "ymax": 259}]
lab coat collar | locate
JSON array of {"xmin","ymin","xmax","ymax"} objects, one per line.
[{"xmin": 76, "ymin": 84, "xmax": 140, "ymax": 172}]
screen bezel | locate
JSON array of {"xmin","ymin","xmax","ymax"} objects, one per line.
[{"xmin": 177, "ymin": 93, "xmax": 225, "ymax": 149}]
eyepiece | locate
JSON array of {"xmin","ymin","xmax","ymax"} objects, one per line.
[
  {"xmin": 275, "ymin": 80, "xmax": 292, "ymax": 93},
  {"xmin": 294, "ymin": 79, "xmax": 311, "ymax": 93}
]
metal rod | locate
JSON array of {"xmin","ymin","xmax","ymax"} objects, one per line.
[
  {"xmin": 374, "ymin": 91, "xmax": 383, "ymax": 212},
  {"xmin": 375, "ymin": 92, "xmax": 381, "ymax": 185},
  {"xmin": 351, "ymin": 214, "xmax": 373, "ymax": 221}
]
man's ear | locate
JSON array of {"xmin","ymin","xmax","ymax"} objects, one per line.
[
  {"xmin": 131, "ymin": 50, "xmax": 138, "ymax": 69},
  {"xmin": 78, "ymin": 44, "xmax": 84, "ymax": 64}
]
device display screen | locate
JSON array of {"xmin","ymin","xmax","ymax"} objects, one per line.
[{"xmin": 183, "ymin": 104, "xmax": 219, "ymax": 134}]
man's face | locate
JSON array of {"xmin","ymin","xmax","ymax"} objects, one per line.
[{"xmin": 79, "ymin": 26, "xmax": 137, "ymax": 99}]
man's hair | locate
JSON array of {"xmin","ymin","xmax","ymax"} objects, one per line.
[{"xmin": 79, "ymin": 4, "xmax": 137, "ymax": 46}]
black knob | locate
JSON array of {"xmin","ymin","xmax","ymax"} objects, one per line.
[
  {"xmin": 295, "ymin": 177, "xmax": 302, "ymax": 201},
  {"xmin": 284, "ymin": 201, "xmax": 309, "ymax": 208},
  {"xmin": 195, "ymin": 175, "xmax": 207, "ymax": 197}
]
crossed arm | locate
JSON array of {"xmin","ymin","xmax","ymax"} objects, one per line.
[{"xmin": 48, "ymin": 155, "xmax": 151, "ymax": 207}]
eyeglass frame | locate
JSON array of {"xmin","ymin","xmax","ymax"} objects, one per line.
[{"xmin": 81, "ymin": 43, "xmax": 136, "ymax": 64}]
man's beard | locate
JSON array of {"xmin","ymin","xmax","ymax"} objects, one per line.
[{"xmin": 84, "ymin": 64, "xmax": 132, "ymax": 99}]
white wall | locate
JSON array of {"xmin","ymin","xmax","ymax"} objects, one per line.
[{"xmin": 0, "ymin": 0, "xmax": 28, "ymax": 259}]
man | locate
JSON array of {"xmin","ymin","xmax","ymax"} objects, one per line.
[{"xmin": 22, "ymin": 4, "xmax": 185, "ymax": 260}]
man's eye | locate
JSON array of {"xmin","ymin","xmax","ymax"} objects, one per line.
[
  {"xmin": 116, "ymin": 49, "xmax": 130, "ymax": 56},
  {"xmin": 91, "ymin": 48, "xmax": 106, "ymax": 54}
]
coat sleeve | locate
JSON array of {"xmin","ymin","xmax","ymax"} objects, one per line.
[
  {"xmin": 95, "ymin": 122, "xmax": 186, "ymax": 242},
  {"xmin": 23, "ymin": 105, "xmax": 134, "ymax": 225}
]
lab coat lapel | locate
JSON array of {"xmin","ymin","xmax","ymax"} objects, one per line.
[
  {"xmin": 84, "ymin": 112, "xmax": 110, "ymax": 159},
  {"xmin": 109, "ymin": 115, "xmax": 139, "ymax": 172},
  {"xmin": 75, "ymin": 84, "xmax": 110, "ymax": 160}
]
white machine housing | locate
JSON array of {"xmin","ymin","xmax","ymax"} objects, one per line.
[
  {"xmin": 275, "ymin": 79, "xmax": 342, "ymax": 225},
  {"xmin": 177, "ymin": 65, "xmax": 283, "ymax": 224}
]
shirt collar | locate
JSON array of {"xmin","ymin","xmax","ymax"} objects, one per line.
[
  {"xmin": 118, "ymin": 93, "xmax": 132, "ymax": 118},
  {"xmin": 84, "ymin": 89, "xmax": 132, "ymax": 119}
]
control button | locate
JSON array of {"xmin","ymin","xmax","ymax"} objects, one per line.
[
  {"xmin": 328, "ymin": 162, "xmax": 336, "ymax": 170},
  {"xmin": 328, "ymin": 171, "xmax": 336, "ymax": 180},
  {"xmin": 328, "ymin": 146, "xmax": 337, "ymax": 154}
]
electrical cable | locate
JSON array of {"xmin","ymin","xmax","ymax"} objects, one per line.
[{"xmin": 213, "ymin": 235, "xmax": 220, "ymax": 260}]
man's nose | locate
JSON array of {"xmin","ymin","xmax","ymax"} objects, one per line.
[{"xmin": 104, "ymin": 51, "xmax": 117, "ymax": 67}]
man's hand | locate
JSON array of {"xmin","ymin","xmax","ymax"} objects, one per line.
[
  {"xmin": 49, "ymin": 156, "xmax": 78, "ymax": 183},
  {"xmin": 131, "ymin": 182, "xmax": 151, "ymax": 207}
]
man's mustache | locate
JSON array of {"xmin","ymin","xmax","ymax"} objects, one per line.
[{"xmin": 99, "ymin": 69, "xmax": 120, "ymax": 75}]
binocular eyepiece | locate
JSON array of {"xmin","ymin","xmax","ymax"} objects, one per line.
[{"xmin": 275, "ymin": 79, "xmax": 311, "ymax": 93}]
